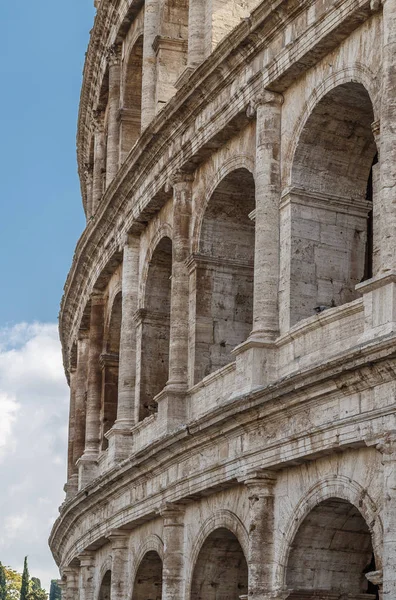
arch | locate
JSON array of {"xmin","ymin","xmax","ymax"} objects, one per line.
[
  {"xmin": 131, "ymin": 550, "xmax": 163, "ymax": 600},
  {"xmin": 140, "ymin": 224, "xmax": 173, "ymax": 309},
  {"xmin": 186, "ymin": 510, "xmax": 249, "ymax": 597},
  {"xmin": 137, "ymin": 235, "xmax": 173, "ymax": 421},
  {"xmin": 98, "ymin": 570, "xmax": 111, "ymax": 600},
  {"xmin": 284, "ymin": 79, "xmax": 378, "ymax": 327},
  {"xmin": 120, "ymin": 34, "xmax": 143, "ymax": 161},
  {"xmin": 277, "ymin": 476, "xmax": 383, "ymax": 590},
  {"xmin": 189, "ymin": 522, "xmax": 248, "ymax": 600},
  {"xmin": 192, "ymin": 155, "xmax": 255, "ymax": 253},
  {"xmin": 192, "ymin": 167, "xmax": 255, "ymax": 383}
]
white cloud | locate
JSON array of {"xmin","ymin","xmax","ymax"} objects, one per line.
[{"xmin": 0, "ymin": 323, "xmax": 69, "ymax": 591}]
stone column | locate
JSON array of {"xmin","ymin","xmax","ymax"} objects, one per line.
[
  {"xmin": 62, "ymin": 566, "xmax": 79, "ymax": 600},
  {"xmin": 65, "ymin": 366, "xmax": 77, "ymax": 498},
  {"xmin": 366, "ymin": 570, "xmax": 383, "ymax": 600},
  {"xmin": 376, "ymin": 433, "xmax": 396, "ymax": 599},
  {"xmin": 92, "ymin": 110, "xmax": 105, "ymax": 213},
  {"xmin": 84, "ymin": 163, "xmax": 94, "ymax": 221},
  {"xmin": 78, "ymin": 295, "xmax": 104, "ymax": 487},
  {"xmin": 108, "ymin": 233, "xmax": 141, "ymax": 461},
  {"xmin": 233, "ymin": 91, "xmax": 282, "ymax": 394},
  {"xmin": 160, "ymin": 503, "xmax": 185, "ymax": 600},
  {"xmin": 239, "ymin": 470, "xmax": 280, "ymax": 600},
  {"xmin": 187, "ymin": 0, "xmax": 205, "ymax": 68},
  {"xmin": 79, "ymin": 552, "xmax": 96, "ymax": 600},
  {"xmin": 379, "ymin": 0, "xmax": 396, "ymax": 273},
  {"xmin": 106, "ymin": 44, "xmax": 121, "ymax": 187},
  {"xmin": 108, "ymin": 531, "xmax": 130, "ymax": 600},
  {"xmin": 251, "ymin": 91, "xmax": 283, "ymax": 341},
  {"xmin": 157, "ymin": 172, "xmax": 193, "ymax": 432},
  {"xmin": 73, "ymin": 332, "xmax": 89, "ymax": 481},
  {"xmin": 142, "ymin": 0, "xmax": 159, "ymax": 129}
]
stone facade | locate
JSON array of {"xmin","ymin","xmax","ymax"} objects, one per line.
[{"xmin": 50, "ymin": 0, "xmax": 396, "ymax": 598}]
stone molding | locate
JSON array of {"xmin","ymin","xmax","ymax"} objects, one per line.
[
  {"xmin": 280, "ymin": 186, "xmax": 372, "ymax": 217},
  {"xmin": 106, "ymin": 43, "xmax": 122, "ymax": 67}
]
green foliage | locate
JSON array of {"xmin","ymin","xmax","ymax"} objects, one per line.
[
  {"xmin": 48, "ymin": 581, "xmax": 61, "ymax": 600},
  {"xmin": 0, "ymin": 563, "xmax": 7, "ymax": 600},
  {"xmin": 19, "ymin": 558, "xmax": 29, "ymax": 600},
  {"xmin": 28, "ymin": 578, "xmax": 47, "ymax": 600},
  {"xmin": 4, "ymin": 567, "xmax": 22, "ymax": 600}
]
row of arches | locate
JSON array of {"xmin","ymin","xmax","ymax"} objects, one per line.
[
  {"xmin": 97, "ymin": 80, "xmax": 378, "ymax": 434},
  {"xmin": 97, "ymin": 498, "xmax": 379, "ymax": 599}
]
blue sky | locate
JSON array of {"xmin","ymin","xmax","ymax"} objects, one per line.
[
  {"xmin": 0, "ymin": 1, "xmax": 95, "ymax": 324},
  {"xmin": 0, "ymin": 0, "xmax": 95, "ymax": 590}
]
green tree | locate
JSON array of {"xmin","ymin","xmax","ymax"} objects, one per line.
[
  {"xmin": 27, "ymin": 578, "xmax": 47, "ymax": 600},
  {"xmin": 4, "ymin": 567, "xmax": 22, "ymax": 600},
  {"xmin": 48, "ymin": 581, "xmax": 61, "ymax": 600},
  {"xmin": 0, "ymin": 563, "xmax": 6, "ymax": 600},
  {"xmin": 19, "ymin": 559, "xmax": 29, "ymax": 600}
]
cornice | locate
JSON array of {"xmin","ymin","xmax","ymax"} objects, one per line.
[{"xmin": 50, "ymin": 332, "xmax": 396, "ymax": 567}]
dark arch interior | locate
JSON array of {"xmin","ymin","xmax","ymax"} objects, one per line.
[
  {"xmin": 190, "ymin": 527, "xmax": 248, "ymax": 600},
  {"xmin": 139, "ymin": 236, "xmax": 172, "ymax": 421},
  {"xmin": 121, "ymin": 35, "xmax": 143, "ymax": 160},
  {"xmin": 193, "ymin": 168, "xmax": 255, "ymax": 383},
  {"xmin": 100, "ymin": 292, "xmax": 122, "ymax": 450},
  {"xmin": 286, "ymin": 498, "xmax": 378, "ymax": 598},
  {"xmin": 288, "ymin": 82, "xmax": 377, "ymax": 326},
  {"xmin": 132, "ymin": 551, "xmax": 163, "ymax": 600},
  {"xmin": 98, "ymin": 570, "xmax": 111, "ymax": 600}
]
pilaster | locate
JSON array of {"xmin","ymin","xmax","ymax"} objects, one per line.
[
  {"xmin": 78, "ymin": 552, "xmax": 96, "ymax": 600},
  {"xmin": 374, "ymin": 432, "xmax": 396, "ymax": 599},
  {"xmin": 83, "ymin": 163, "xmax": 94, "ymax": 220},
  {"xmin": 160, "ymin": 503, "xmax": 185, "ymax": 600},
  {"xmin": 61, "ymin": 566, "xmax": 79, "ymax": 600},
  {"xmin": 156, "ymin": 172, "xmax": 194, "ymax": 434},
  {"xmin": 106, "ymin": 44, "xmax": 121, "ymax": 186},
  {"xmin": 238, "ymin": 470, "xmax": 283, "ymax": 600},
  {"xmin": 107, "ymin": 530, "xmax": 130, "ymax": 600},
  {"xmin": 107, "ymin": 233, "xmax": 141, "ymax": 462},
  {"xmin": 142, "ymin": 0, "xmax": 159, "ymax": 129},
  {"xmin": 92, "ymin": 110, "xmax": 105, "ymax": 213},
  {"xmin": 65, "ymin": 366, "xmax": 78, "ymax": 500},
  {"xmin": 234, "ymin": 91, "xmax": 283, "ymax": 395},
  {"xmin": 78, "ymin": 294, "xmax": 104, "ymax": 488}
]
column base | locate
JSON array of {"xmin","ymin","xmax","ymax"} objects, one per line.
[
  {"xmin": 77, "ymin": 451, "xmax": 99, "ymax": 489},
  {"xmin": 232, "ymin": 335, "xmax": 277, "ymax": 396},
  {"xmin": 155, "ymin": 383, "xmax": 187, "ymax": 436},
  {"xmin": 106, "ymin": 420, "xmax": 134, "ymax": 465},
  {"xmin": 64, "ymin": 474, "xmax": 79, "ymax": 501},
  {"xmin": 356, "ymin": 272, "xmax": 396, "ymax": 342}
]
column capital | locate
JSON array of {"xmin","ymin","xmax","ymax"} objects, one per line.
[
  {"xmin": 247, "ymin": 90, "xmax": 283, "ymax": 118},
  {"xmin": 106, "ymin": 529, "xmax": 130, "ymax": 549},
  {"xmin": 106, "ymin": 43, "xmax": 122, "ymax": 67},
  {"xmin": 78, "ymin": 551, "xmax": 96, "ymax": 567},
  {"xmin": 120, "ymin": 229, "xmax": 144, "ymax": 249},
  {"xmin": 367, "ymin": 430, "xmax": 396, "ymax": 461},
  {"xmin": 92, "ymin": 109, "xmax": 105, "ymax": 133},
  {"xmin": 90, "ymin": 291, "xmax": 105, "ymax": 306},
  {"xmin": 78, "ymin": 328, "xmax": 90, "ymax": 341},
  {"xmin": 99, "ymin": 352, "xmax": 119, "ymax": 369},
  {"xmin": 238, "ymin": 469, "xmax": 277, "ymax": 488},
  {"xmin": 370, "ymin": 0, "xmax": 383, "ymax": 10},
  {"xmin": 158, "ymin": 502, "xmax": 185, "ymax": 522},
  {"xmin": 168, "ymin": 170, "xmax": 195, "ymax": 190}
]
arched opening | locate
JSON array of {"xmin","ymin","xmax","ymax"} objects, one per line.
[
  {"xmin": 132, "ymin": 551, "xmax": 163, "ymax": 600},
  {"xmin": 100, "ymin": 292, "xmax": 121, "ymax": 450},
  {"xmin": 138, "ymin": 236, "xmax": 172, "ymax": 421},
  {"xmin": 98, "ymin": 570, "xmax": 111, "ymax": 600},
  {"xmin": 121, "ymin": 36, "xmax": 143, "ymax": 161},
  {"xmin": 287, "ymin": 82, "xmax": 377, "ymax": 326},
  {"xmin": 191, "ymin": 528, "xmax": 248, "ymax": 600},
  {"xmin": 286, "ymin": 498, "xmax": 379, "ymax": 598},
  {"xmin": 192, "ymin": 168, "xmax": 255, "ymax": 383}
]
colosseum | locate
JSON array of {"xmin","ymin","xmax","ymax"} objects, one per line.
[{"xmin": 49, "ymin": 0, "xmax": 396, "ymax": 598}]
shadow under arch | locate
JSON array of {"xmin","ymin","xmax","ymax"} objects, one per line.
[
  {"xmin": 283, "ymin": 79, "xmax": 378, "ymax": 327},
  {"xmin": 277, "ymin": 477, "xmax": 383, "ymax": 595}
]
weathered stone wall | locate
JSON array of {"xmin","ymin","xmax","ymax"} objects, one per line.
[{"xmin": 53, "ymin": 1, "xmax": 396, "ymax": 598}]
